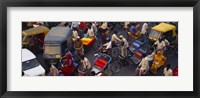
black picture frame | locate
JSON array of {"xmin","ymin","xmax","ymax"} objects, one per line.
[{"xmin": 0, "ymin": 0, "xmax": 199, "ymax": 98}]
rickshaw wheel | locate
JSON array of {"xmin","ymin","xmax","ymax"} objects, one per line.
[{"xmin": 110, "ymin": 61, "xmax": 121, "ymax": 74}]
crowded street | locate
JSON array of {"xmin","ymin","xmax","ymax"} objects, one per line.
[{"xmin": 22, "ymin": 22, "xmax": 178, "ymax": 76}]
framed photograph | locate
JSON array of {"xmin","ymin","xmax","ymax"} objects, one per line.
[{"xmin": 0, "ymin": 0, "xmax": 200, "ymax": 98}]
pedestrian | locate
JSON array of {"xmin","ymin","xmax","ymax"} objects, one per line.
[
  {"xmin": 72, "ymin": 27, "xmax": 80, "ymax": 42},
  {"xmin": 80, "ymin": 55, "xmax": 91, "ymax": 75},
  {"xmin": 100, "ymin": 22, "xmax": 108, "ymax": 33},
  {"xmin": 111, "ymin": 31, "xmax": 120, "ymax": 47},
  {"xmin": 123, "ymin": 21, "xmax": 130, "ymax": 31},
  {"xmin": 119, "ymin": 41, "xmax": 128, "ymax": 66},
  {"xmin": 119, "ymin": 35, "xmax": 129, "ymax": 48},
  {"xmin": 89, "ymin": 22, "xmax": 98, "ymax": 36},
  {"xmin": 87, "ymin": 25, "xmax": 95, "ymax": 39},
  {"xmin": 163, "ymin": 64, "xmax": 173, "ymax": 76},
  {"xmin": 74, "ymin": 37, "xmax": 84, "ymax": 55},
  {"xmin": 153, "ymin": 38, "xmax": 165, "ymax": 53},
  {"xmin": 136, "ymin": 56, "xmax": 150, "ymax": 76},
  {"xmin": 80, "ymin": 22, "xmax": 87, "ymax": 34},
  {"xmin": 71, "ymin": 22, "xmax": 79, "ymax": 29},
  {"xmin": 48, "ymin": 65, "xmax": 59, "ymax": 76},
  {"xmin": 140, "ymin": 22, "xmax": 148, "ymax": 42}
]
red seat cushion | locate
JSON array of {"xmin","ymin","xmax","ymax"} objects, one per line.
[
  {"xmin": 135, "ymin": 51, "xmax": 142, "ymax": 57},
  {"xmin": 94, "ymin": 58, "xmax": 108, "ymax": 69}
]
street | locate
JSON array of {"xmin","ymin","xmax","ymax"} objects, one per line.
[{"xmin": 23, "ymin": 22, "xmax": 178, "ymax": 76}]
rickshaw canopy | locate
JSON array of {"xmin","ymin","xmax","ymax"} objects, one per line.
[
  {"xmin": 151, "ymin": 23, "xmax": 176, "ymax": 37},
  {"xmin": 44, "ymin": 27, "xmax": 72, "ymax": 44},
  {"xmin": 22, "ymin": 26, "xmax": 49, "ymax": 36}
]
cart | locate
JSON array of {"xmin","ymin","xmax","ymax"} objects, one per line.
[{"xmin": 91, "ymin": 53, "xmax": 112, "ymax": 75}]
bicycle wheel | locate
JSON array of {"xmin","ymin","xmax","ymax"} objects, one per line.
[{"xmin": 110, "ymin": 61, "xmax": 121, "ymax": 74}]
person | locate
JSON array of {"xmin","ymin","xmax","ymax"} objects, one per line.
[
  {"xmin": 111, "ymin": 31, "xmax": 120, "ymax": 47},
  {"xmin": 162, "ymin": 37, "xmax": 170, "ymax": 53},
  {"xmin": 79, "ymin": 22, "xmax": 87, "ymax": 34},
  {"xmin": 154, "ymin": 38, "xmax": 165, "ymax": 53},
  {"xmin": 100, "ymin": 22, "xmax": 108, "ymax": 33},
  {"xmin": 119, "ymin": 35, "xmax": 129, "ymax": 48},
  {"xmin": 33, "ymin": 22, "xmax": 41, "ymax": 28},
  {"xmin": 102, "ymin": 40, "xmax": 115, "ymax": 54},
  {"xmin": 71, "ymin": 22, "xmax": 79, "ymax": 29},
  {"xmin": 119, "ymin": 41, "xmax": 128, "ymax": 66},
  {"xmin": 48, "ymin": 65, "xmax": 59, "ymax": 76},
  {"xmin": 163, "ymin": 64, "xmax": 173, "ymax": 76},
  {"xmin": 89, "ymin": 22, "xmax": 98, "ymax": 36},
  {"xmin": 123, "ymin": 21, "xmax": 130, "ymax": 31},
  {"xmin": 60, "ymin": 49, "xmax": 74, "ymax": 67},
  {"xmin": 146, "ymin": 48, "xmax": 155, "ymax": 65},
  {"xmin": 103, "ymin": 41, "xmax": 112, "ymax": 49},
  {"xmin": 151, "ymin": 50, "xmax": 166, "ymax": 75},
  {"xmin": 136, "ymin": 56, "xmax": 150, "ymax": 76},
  {"xmin": 90, "ymin": 71, "xmax": 103, "ymax": 76},
  {"xmin": 72, "ymin": 28, "xmax": 80, "ymax": 42},
  {"xmin": 74, "ymin": 37, "xmax": 84, "ymax": 55},
  {"xmin": 87, "ymin": 25, "xmax": 95, "ymax": 39},
  {"xmin": 140, "ymin": 22, "xmax": 148, "ymax": 42},
  {"xmin": 60, "ymin": 49, "xmax": 75, "ymax": 76},
  {"xmin": 80, "ymin": 55, "xmax": 91, "ymax": 75},
  {"xmin": 129, "ymin": 23, "xmax": 136, "ymax": 35}
]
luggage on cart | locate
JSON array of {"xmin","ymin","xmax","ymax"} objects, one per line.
[{"xmin": 81, "ymin": 38, "xmax": 95, "ymax": 47}]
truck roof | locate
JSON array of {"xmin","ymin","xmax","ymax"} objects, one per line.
[{"xmin": 44, "ymin": 27, "xmax": 72, "ymax": 43}]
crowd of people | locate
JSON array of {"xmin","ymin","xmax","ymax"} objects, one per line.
[{"xmin": 23, "ymin": 22, "xmax": 178, "ymax": 76}]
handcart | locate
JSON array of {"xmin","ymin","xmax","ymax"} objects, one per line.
[{"xmin": 91, "ymin": 53, "xmax": 112, "ymax": 75}]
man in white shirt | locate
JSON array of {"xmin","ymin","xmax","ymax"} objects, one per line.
[
  {"xmin": 154, "ymin": 38, "xmax": 165, "ymax": 53},
  {"xmin": 136, "ymin": 57, "xmax": 150, "ymax": 76},
  {"xmin": 119, "ymin": 35, "xmax": 129, "ymax": 48},
  {"xmin": 72, "ymin": 29, "xmax": 80, "ymax": 42},
  {"xmin": 87, "ymin": 25, "xmax": 95, "ymax": 39},
  {"xmin": 163, "ymin": 64, "xmax": 173, "ymax": 76},
  {"xmin": 103, "ymin": 41, "xmax": 112, "ymax": 50},
  {"xmin": 140, "ymin": 22, "xmax": 148, "ymax": 42},
  {"xmin": 111, "ymin": 31, "xmax": 120, "ymax": 47}
]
